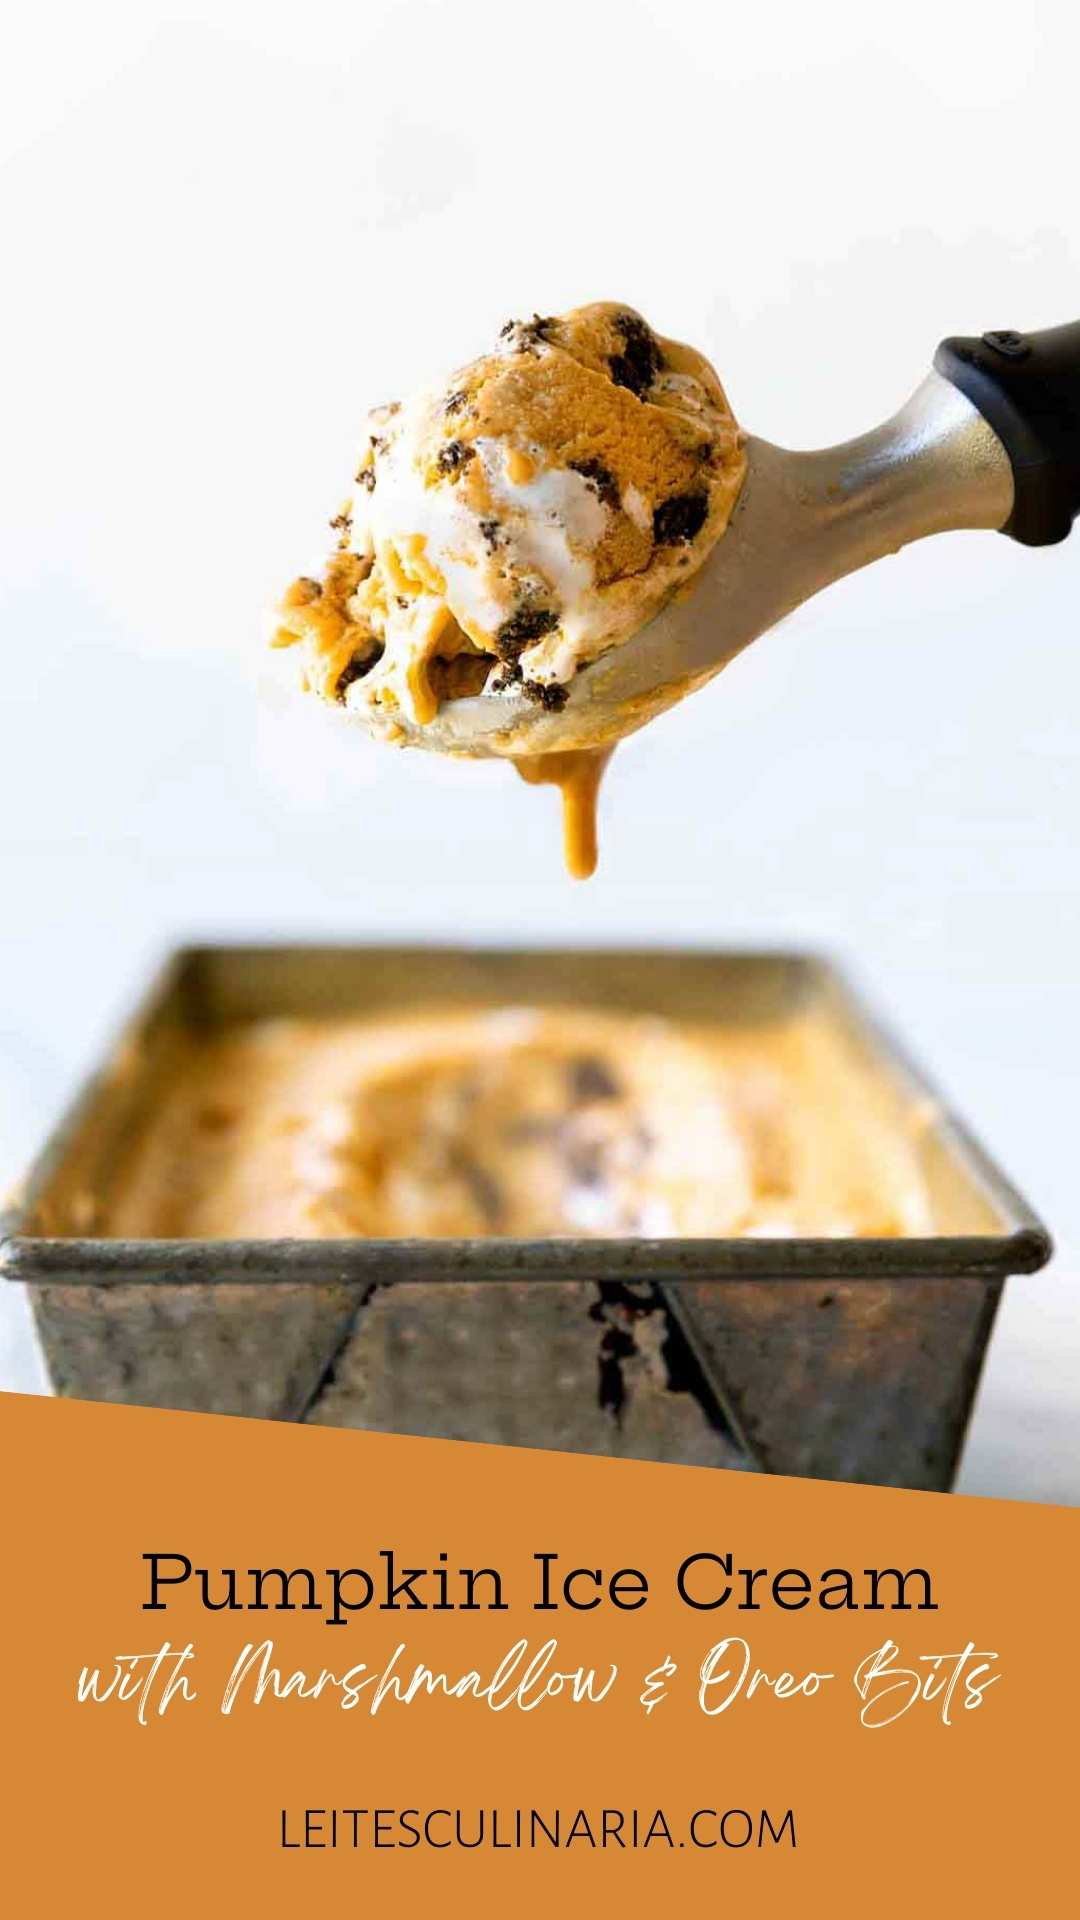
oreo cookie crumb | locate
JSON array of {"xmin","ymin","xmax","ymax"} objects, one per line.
[
  {"xmin": 520, "ymin": 677, "xmax": 568, "ymax": 711},
  {"xmin": 569, "ymin": 458, "xmax": 620, "ymax": 510},
  {"xmin": 436, "ymin": 439, "xmax": 475, "ymax": 477},
  {"xmin": 495, "ymin": 605, "xmax": 559, "ymax": 660},
  {"xmin": 653, "ymin": 489, "xmax": 709, "ymax": 545},
  {"xmin": 335, "ymin": 640, "xmax": 385, "ymax": 701},
  {"xmin": 479, "ymin": 518, "xmax": 502, "ymax": 551},
  {"xmin": 568, "ymin": 1055, "xmax": 621, "ymax": 1102},
  {"xmin": 444, "ymin": 389, "xmax": 469, "ymax": 416},
  {"xmin": 608, "ymin": 311, "xmax": 664, "ymax": 396},
  {"xmin": 355, "ymin": 466, "xmax": 376, "ymax": 492},
  {"xmin": 500, "ymin": 313, "xmax": 557, "ymax": 353}
]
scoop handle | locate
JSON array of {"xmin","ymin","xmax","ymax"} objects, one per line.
[{"xmin": 934, "ymin": 322, "xmax": 1080, "ymax": 547}]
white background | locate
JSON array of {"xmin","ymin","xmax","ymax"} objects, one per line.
[{"xmin": 1, "ymin": 0, "xmax": 1077, "ymax": 1501}]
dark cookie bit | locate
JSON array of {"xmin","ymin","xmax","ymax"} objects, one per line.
[
  {"xmin": 568, "ymin": 1055, "xmax": 621, "ymax": 1103},
  {"xmin": 335, "ymin": 639, "xmax": 385, "ymax": 701},
  {"xmin": 488, "ymin": 656, "xmax": 565, "ymax": 708},
  {"xmin": 652, "ymin": 489, "xmax": 709, "ymax": 545},
  {"xmin": 569, "ymin": 458, "xmax": 620, "ymax": 510},
  {"xmin": 608, "ymin": 310, "xmax": 664, "ymax": 396},
  {"xmin": 356, "ymin": 432, "xmax": 387, "ymax": 489},
  {"xmin": 520, "ymin": 677, "xmax": 568, "ymax": 712},
  {"xmin": 489, "ymin": 659, "xmax": 520, "ymax": 694},
  {"xmin": 444, "ymin": 388, "xmax": 469, "ymax": 416},
  {"xmin": 495, "ymin": 605, "xmax": 559, "ymax": 661},
  {"xmin": 489, "ymin": 657, "xmax": 518, "ymax": 691},
  {"xmin": 479, "ymin": 517, "xmax": 502, "ymax": 551},
  {"xmin": 436, "ymin": 438, "xmax": 475, "ymax": 477},
  {"xmin": 329, "ymin": 509, "xmax": 352, "ymax": 534},
  {"xmin": 500, "ymin": 313, "xmax": 557, "ymax": 352}
]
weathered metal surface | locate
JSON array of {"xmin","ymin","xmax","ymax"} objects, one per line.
[
  {"xmin": 0, "ymin": 945, "xmax": 1053, "ymax": 1487},
  {"xmin": 667, "ymin": 1277, "xmax": 1003, "ymax": 1491},
  {"xmin": 306, "ymin": 1280, "xmax": 749, "ymax": 1470},
  {"xmin": 29, "ymin": 1279, "xmax": 365, "ymax": 1421}
]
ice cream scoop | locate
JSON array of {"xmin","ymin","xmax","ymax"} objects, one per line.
[
  {"xmin": 356, "ymin": 320, "xmax": 1080, "ymax": 760},
  {"xmin": 276, "ymin": 315, "xmax": 1079, "ymax": 873}
]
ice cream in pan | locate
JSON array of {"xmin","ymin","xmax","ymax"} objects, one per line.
[
  {"xmin": 99, "ymin": 1007, "xmax": 933, "ymax": 1241},
  {"xmin": 275, "ymin": 302, "xmax": 747, "ymax": 876}
]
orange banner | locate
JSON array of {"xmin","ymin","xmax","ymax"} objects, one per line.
[{"xmin": 2, "ymin": 1391, "xmax": 1076, "ymax": 1913}]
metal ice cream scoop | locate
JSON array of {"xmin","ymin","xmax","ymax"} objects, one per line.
[{"xmin": 392, "ymin": 321, "xmax": 1080, "ymax": 757}]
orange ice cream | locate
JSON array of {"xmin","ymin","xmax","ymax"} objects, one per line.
[
  {"xmin": 274, "ymin": 303, "xmax": 747, "ymax": 873},
  {"xmin": 96, "ymin": 1007, "xmax": 933, "ymax": 1243}
]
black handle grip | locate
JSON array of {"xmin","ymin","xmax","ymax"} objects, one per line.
[{"xmin": 934, "ymin": 322, "xmax": 1080, "ymax": 546}]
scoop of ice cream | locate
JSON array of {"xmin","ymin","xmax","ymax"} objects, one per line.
[{"xmin": 274, "ymin": 302, "xmax": 746, "ymax": 739}]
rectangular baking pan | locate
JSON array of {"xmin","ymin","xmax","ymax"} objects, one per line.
[{"xmin": 0, "ymin": 945, "xmax": 1052, "ymax": 1490}]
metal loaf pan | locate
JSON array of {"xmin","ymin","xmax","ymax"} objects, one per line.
[{"xmin": 0, "ymin": 946, "xmax": 1052, "ymax": 1490}]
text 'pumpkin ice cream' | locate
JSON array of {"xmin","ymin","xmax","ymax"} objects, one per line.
[{"xmin": 274, "ymin": 303, "xmax": 747, "ymax": 874}]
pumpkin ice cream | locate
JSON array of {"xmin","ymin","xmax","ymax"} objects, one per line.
[
  {"xmin": 95, "ymin": 1006, "xmax": 933, "ymax": 1243},
  {"xmin": 274, "ymin": 302, "xmax": 746, "ymax": 872}
]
